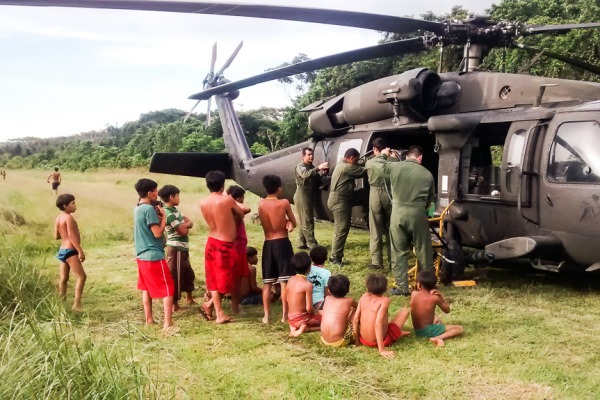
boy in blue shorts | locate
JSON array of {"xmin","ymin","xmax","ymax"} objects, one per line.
[
  {"xmin": 411, "ymin": 270, "xmax": 463, "ymax": 347},
  {"xmin": 134, "ymin": 178, "xmax": 175, "ymax": 334},
  {"xmin": 54, "ymin": 193, "xmax": 86, "ymax": 310},
  {"xmin": 158, "ymin": 184, "xmax": 196, "ymax": 312},
  {"xmin": 307, "ymin": 245, "xmax": 331, "ymax": 311}
]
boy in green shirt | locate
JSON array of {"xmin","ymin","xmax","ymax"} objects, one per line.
[{"xmin": 158, "ymin": 184, "xmax": 196, "ymax": 312}]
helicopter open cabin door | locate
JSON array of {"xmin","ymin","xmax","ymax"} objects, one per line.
[{"xmin": 499, "ymin": 121, "xmax": 541, "ymax": 208}]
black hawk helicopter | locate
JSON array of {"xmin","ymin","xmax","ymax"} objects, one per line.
[{"xmin": 5, "ymin": 1, "xmax": 600, "ymax": 277}]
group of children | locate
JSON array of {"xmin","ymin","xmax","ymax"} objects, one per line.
[{"xmin": 53, "ymin": 171, "xmax": 463, "ymax": 349}]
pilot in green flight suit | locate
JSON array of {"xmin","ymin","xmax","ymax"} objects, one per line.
[
  {"xmin": 385, "ymin": 145, "xmax": 435, "ymax": 295},
  {"xmin": 293, "ymin": 147, "xmax": 328, "ymax": 249},
  {"xmin": 365, "ymin": 138, "xmax": 397, "ymax": 270},
  {"xmin": 326, "ymin": 147, "xmax": 365, "ymax": 266}
]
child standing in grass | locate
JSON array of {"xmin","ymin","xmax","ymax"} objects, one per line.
[
  {"xmin": 307, "ymin": 245, "xmax": 331, "ymax": 311},
  {"xmin": 258, "ymin": 174, "xmax": 297, "ymax": 323},
  {"xmin": 320, "ymin": 274, "xmax": 357, "ymax": 347},
  {"xmin": 411, "ymin": 270, "xmax": 463, "ymax": 347},
  {"xmin": 353, "ymin": 273, "xmax": 410, "ymax": 358},
  {"xmin": 287, "ymin": 252, "xmax": 321, "ymax": 337},
  {"xmin": 134, "ymin": 178, "xmax": 175, "ymax": 334},
  {"xmin": 227, "ymin": 185, "xmax": 251, "ymax": 313},
  {"xmin": 158, "ymin": 184, "xmax": 196, "ymax": 312},
  {"xmin": 54, "ymin": 193, "xmax": 86, "ymax": 311}
]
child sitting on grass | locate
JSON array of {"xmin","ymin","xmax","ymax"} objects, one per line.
[
  {"xmin": 307, "ymin": 245, "xmax": 331, "ymax": 312},
  {"xmin": 240, "ymin": 246, "xmax": 264, "ymax": 305},
  {"xmin": 353, "ymin": 273, "xmax": 410, "ymax": 358},
  {"xmin": 320, "ymin": 274, "xmax": 357, "ymax": 347},
  {"xmin": 286, "ymin": 252, "xmax": 321, "ymax": 337},
  {"xmin": 411, "ymin": 270, "xmax": 463, "ymax": 347}
]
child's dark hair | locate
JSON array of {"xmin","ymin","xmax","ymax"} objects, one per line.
[
  {"xmin": 309, "ymin": 245, "xmax": 328, "ymax": 265},
  {"xmin": 328, "ymin": 274, "xmax": 350, "ymax": 298},
  {"xmin": 366, "ymin": 273, "xmax": 388, "ymax": 296},
  {"xmin": 134, "ymin": 178, "xmax": 158, "ymax": 198},
  {"xmin": 56, "ymin": 193, "xmax": 75, "ymax": 210},
  {"xmin": 291, "ymin": 251, "xmax": 311, "ymax": 275},
  {"xmin": 226, "ymin": 185, "xmax": 246, "ymax": 200},
  {"xmin": 205, "ymin": 170, "xmax": 226, "ymax": 193},
  {"xmin": 246, "ymin": 246, "xmax": 258, "ymax": 258},
  {"xmin": 417, "ymin": 270, "xmax": 437, "ymax": 291},
  {"xmin": 158, "ymin": 184, "xmax": 180, "ymax": 203},
  {"xmin": 262, "ymin": 174, "xmax": 282, "ymax": 195}
]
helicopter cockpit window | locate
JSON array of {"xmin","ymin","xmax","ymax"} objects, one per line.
[{"xmin": 548, "ymin": 121, "xmax": 600, "ymax": 184}]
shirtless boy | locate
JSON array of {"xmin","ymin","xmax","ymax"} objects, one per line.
[
  {"xmin": 320, "ymin": 274, "xmax": 357, "ymax": 347},
  {"xmin": 134, "ymin": 178, "xmax": 175, "ymax": 334},
  {"xmin": 47, "ymin": 167, "xmax": 62, "ymax": 196},
  {"xmin": 258, "ymin": 174, "xmax": 297, "ymax": 323},
  {"xmin": 411, "ymin": 270, "xmax": 463, "ymax": 347},
  {"xmin": 286, "ymin": 252, "xmax": 321, "ymax": 337},
  {"xmin": 240, "ymin": 246, "xmax": 263, "ymax": 305},
  {"xmin": 353, "ymin": 273, "xmax": 410, "ymax": 358},
  {"xmin": 158, "ymin": 184, "xmax": 196, "ymax": 312},
  {"xmin": 200, "ymin": 170, "xmax": 244, "ymax": 323},
  {"xmin": 226, "ymin": 185, "xmax": 251, "ymax": 313},
  {"xmin": 54, "ymin": 194, "xmax": 86, "ymax": 311}
]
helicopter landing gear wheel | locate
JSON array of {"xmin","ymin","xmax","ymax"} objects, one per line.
[{"xmin": 440, "ymin": 239, "xmax": 466, "ymax": 285}]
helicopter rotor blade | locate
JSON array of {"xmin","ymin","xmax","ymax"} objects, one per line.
[
  {"xmin": 206, "ymin": 96, "xmax": 212, "ymax": 126},
  {"xmin": 523, "ymin": 22, "xmax": 600, "ymax": 36},
  {"xmin": 189, "ymin": 37, "xmax": 426, "ymax": 100},
  {"xmin": 514, "ymin": 43, "xmax": 600, "ymax": 76},
  {"xmin": 215, "ymin": 41, "xmax": 244, "ymax": 78},
  {"xmin": 209, "ymin": 42, "xmax": 217, "ymax": 76},
  {"xmin": 0, "ymin": 1, "xmax": 443, "ymax": 35},
  {"xmin": 183, "ymin": 100, "xmax": 201, "ymax": 123}
]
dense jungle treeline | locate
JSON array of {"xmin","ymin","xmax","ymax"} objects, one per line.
[{"xmin": 1, "ymin": 0, "xmax": 599, "ymax": 171}]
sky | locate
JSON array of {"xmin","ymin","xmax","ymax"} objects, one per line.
[{"xmin": 0, "ymin": 0, "xmax": 496, "ymax": 141}]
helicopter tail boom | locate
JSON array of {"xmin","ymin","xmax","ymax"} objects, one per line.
[{"xmin": 149, "ymin": 152, "xmax": 232, "ymax": 179}]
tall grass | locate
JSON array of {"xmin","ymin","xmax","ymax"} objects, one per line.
[{"xmin": 0, "ymin": 255, "xmax": 174, "ymax": 399}]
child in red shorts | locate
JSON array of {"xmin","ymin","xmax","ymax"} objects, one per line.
[
  {"xmin": 134, "ymin": 178, "xmax": 175, "ymax": 335},
  {"xmin": 353, "ymin": 273, "xmax": 410, "ymax": 358}
]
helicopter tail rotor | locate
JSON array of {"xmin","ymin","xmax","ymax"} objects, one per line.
[{"xmin": 184, "ymin": 41, "xmax": 243, "ymax": 125}]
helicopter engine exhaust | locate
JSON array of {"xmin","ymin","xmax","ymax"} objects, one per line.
[{"xmin": 308, "ymin": 68, "xmax": 459, "ymax": 135}]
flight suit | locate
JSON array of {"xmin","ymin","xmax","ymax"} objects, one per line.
[
  {"xmin": 365, "ymin": 153, "xmax": 397, "ymax": 268},
  {"xmin": 293, "ymin": 161, "xmax": 320, "ymax": 248},
  {"xmin": 385, "ymin": 159, "xmax": 435, "ymax": 293},
  {"xmin": 327, "ymin": 160, "xmax": 366, "ymax": 262}
]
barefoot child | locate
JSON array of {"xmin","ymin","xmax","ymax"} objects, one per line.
[
  {"xmin": 240, "ymin": 246, "xmax": 264, "ymax": 305},
  {"xmin": 54, "ymin": 194, "xmax": 87, "ymax": 310},
  {"xmin": 307, "ymin": 245, "xmax": 331, "ymax": 311},
  {"xmin": 134, "ymin": 179, "xmax": 175, "ymax": 334},
  {"xmin": 258, "ymin": 174, "xmax": 297, "ymax": 323},
  {"xmin": 200, "ymin": 171, "xmax": 244, "ymax": 324},
  {"xmin": 320, "ymin": 274, "xmax": 357, "ymax": 347},
  {"xmin": 287, "ymin": 252, "xmax": 321, "ymax": 337},
  {"xmin": 353, "ymin": 273, "xmax": 410, "ymax": 358},
  {"xmin": 158, "ymin": 184, "xmax": 196, "ymax": 312},
  {"xmin": 226, "ymin": 185, "xmax": 251, "ymax": 313},
  {"xmin": 411, "ymin": 270, "xmax": 463, "ymax": 347}
]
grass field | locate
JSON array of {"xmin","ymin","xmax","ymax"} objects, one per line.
[{"xmin": 2, "ymin": 169, "xmax": 600, "ymax": 399}]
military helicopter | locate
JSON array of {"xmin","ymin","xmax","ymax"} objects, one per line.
[{"xmin": 5, "ymin": 1, "xmax": 600, "ymax": 277}]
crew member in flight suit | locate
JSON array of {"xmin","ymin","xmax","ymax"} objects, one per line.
[
  {"xmin": 365, "ymin": 138, "xmax": 397, "ymax": 270},
  {"xmin": 385, "ymin": 145, "xmax": 435, "ymax": 295},
  {"xmin": 294, "ymin": 147, "xmax": 328, "ymax": 250},
  {"xmin": 327, "ymin": 147, "xmax": 365, "ymax": 266}
]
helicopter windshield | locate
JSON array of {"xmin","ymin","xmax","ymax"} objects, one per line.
[{"xmin": 548, "ymin": 121, "xmax": 600, "ymax": 184}]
